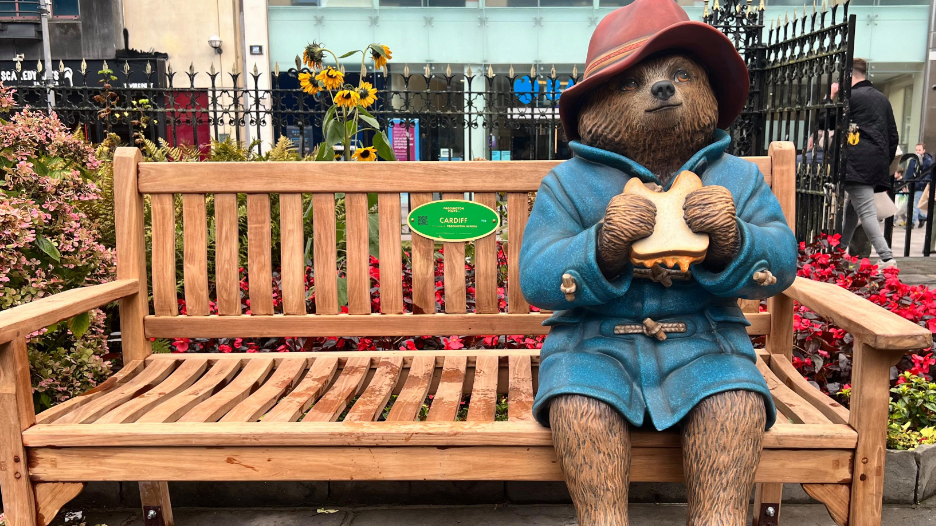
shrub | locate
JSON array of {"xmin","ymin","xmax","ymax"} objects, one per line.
[
  {"xmin": 0, "ymin": 83, "xmax": 115, "ymax": 410},
  {"xmin": 888, "ymin": 372, "xmax": 936, "ymax": 450}
]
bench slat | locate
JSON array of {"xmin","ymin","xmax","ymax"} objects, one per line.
[
  {"xmin": 378, "ymin": 193, "xmax": 404, "ymax": 314},
  {"xmin": 26, "ymin": 446, "xmax": 851, "ymax": 484},
  {"xmin": 344, "ymin": 356, "xmax": 404, "ymax": 422},
  {"xmin": 346, "ymin": 192, "xmax": 371, "ymax": 315},
  {"xmin": 506, "ymin": 192, "xmax": 529, "ymax": 314},
  {"xmin": 137, "ymin": 360, "xmax": 242, "ymax": 423},
  {"xmin": 177, "ymin": 358, "xmax": 272, "ymax": 423},
  {"xmin": 385, "ymin": 355, "xmax": 436, "ymax": 421},
  {"xmin": 312, "ymin": 193, "xmax": 339, "ymax": 314},
  {"xmin": 770, "ymin": 354, "xmax": 850, "ymax": 425},
  {"xmin": 246, "ymin": 194, "xmax": 274, "ymax": 315},
  {"xmin": 263, "ymin": 357, "xmax": 340, "ymax": 423},
  {"xmin": 182, "ymin": 194, "xmax": 209, "ymax": 316},
  {"xmin": 508, "ymin": 355, "xmax": 535, "ymax": 421},
  {"xmin": 54, "ymin": 360, "xmax": 178, "ymax": 424},
  {"xmin": 442, "ymin": 193, "xmax": 467, "ymax": 314},
  {"xmin": 24, "ymin": 421, "xmax": 857, "ymax": 449},
  {"xmin": 36, "ymin": 361, "xmax": 145, "ymax": 425},
  {"xmin": 466, "ymin": 355, "xmax": 499, "ymax": 422},
  {"xmin": 410, "ymin": 193, "xmax": 436, "ymax": 314},
  {"xmin": 95, "ymin": 359, "xmax": 209, "ymax": 424},
  {"xmin": 756, "ymin": 358, "xmax": 830, "ymax": 425},
  {"xmin": 426, "ymin": 356, "xmax": 467, "ymax": 422},
  {"xmin": 473, "ymin": 193, "xmax": 498, "ymax": 314},
  {"xmin": 220, "ymin": 358, "xmax": 307, "ymax": 422},
  {"xmin": 214, "ymin": 194, "xmax": 241, "ymax": 316},
  {"xmin": 280, "ymin": 193, "xmax": 306, "ymax": 315},
  {"xmin": 151, "ymin": 193, "xmax": 177, "ymax": 317},
  {"xmin": 304, "ymin": 356, "xmax": 372, "ymax": 422}
]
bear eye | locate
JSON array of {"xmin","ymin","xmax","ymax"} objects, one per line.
[
  {"xmin": 675, "ymin": 70, "xmax": 691, "ymax": 83},
  {"xmin": 621, "ymin": 78, "xmax": 638, "ymax": 91}
]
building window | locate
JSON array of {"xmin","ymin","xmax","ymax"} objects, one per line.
[
  {"xmin": 52, "ymin": 0, "xmax": 78, "ymax": 16},
  {"xmin": 378, "ymin": 0, "xmax": 472, "ymax": 5},
  {"xmin": 0, "ymin": 0, "xmax": 79, "ymax": 18}
]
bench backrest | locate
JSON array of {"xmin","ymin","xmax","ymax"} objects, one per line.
[{"xmin": 112, "ymin": 144, "xmax": 796, "ymax": 363}]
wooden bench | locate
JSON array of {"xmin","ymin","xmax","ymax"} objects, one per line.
[{"xmin": 0, "ymin": 144, "xmax": 930, "ymax": 526}]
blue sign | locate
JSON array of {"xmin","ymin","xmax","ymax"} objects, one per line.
[{"xmin": 513, "ymin": 76, "xmax": 539, "ymax": 105}]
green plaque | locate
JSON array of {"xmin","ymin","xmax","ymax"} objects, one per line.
[{"xmin": 407, "ymin": 199, "xmax": 500, "ymax": 242}]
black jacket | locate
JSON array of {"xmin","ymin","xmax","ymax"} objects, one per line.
[{"xmin": 844, "ymin": 80, "xmax": 899, "ymax": 190}]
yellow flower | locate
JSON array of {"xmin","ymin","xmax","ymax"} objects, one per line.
[
  {"xmin": 370, "ymin": 45, "xmax": 392, "ymax": 70},
  {"xmin": 298, "ymin": 72, "xmax": 321, "ymax": 95},
  {"xmin": 303, "ymin": 42, "xmax": 325, "ymax": 70},
  {"xmin": 357, "ymin": 82, "xmax": 377, "ymax": 107},
  {"xmin": 315, "ymin": 67, "xmax": 344, "ymax": 90},
  {"xmin": 334, "ymin": 89, "xmax": 360, "ymax": 108},
  {"xmin": 353, "ymin": 146, "xmax": 378, "ymax": 162}
]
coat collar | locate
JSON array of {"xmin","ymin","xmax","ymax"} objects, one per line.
[
  {"xmin": 852, "ymin": 79, "xmax": 874, "ymax": 90},
  {"xmin": 568, "ymin": 129, "xmax": 731, "ymax": 189}
]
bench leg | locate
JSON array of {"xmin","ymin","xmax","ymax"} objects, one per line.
[
  {"xmin": 753, "ymin": 483, "xmax": 783, "ymax": 526},
  {"xmin": 0, "ymin": 339, "xmax": 38, "ymax": 526},
  {"xmin": 139, "ymin": 481, "xmax": 174, "ymax": 526}
]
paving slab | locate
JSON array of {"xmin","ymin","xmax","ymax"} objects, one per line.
[{"xmin": 55, "ymin": 503, "xmax": 936, "ymax": 526}]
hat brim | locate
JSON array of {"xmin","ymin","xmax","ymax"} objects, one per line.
[{"xmin": 559, "ymin": 21, "xmax": 749, "ymax": 141}]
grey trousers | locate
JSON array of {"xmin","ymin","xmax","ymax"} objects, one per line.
[{"xmin": 840, "ymin": 183, "xmax": 893, "ymax": 261}]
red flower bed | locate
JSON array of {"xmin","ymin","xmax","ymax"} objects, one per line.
[{"xmin": 793, "ymin": 233, "xmax": 934, "ymax": 400}]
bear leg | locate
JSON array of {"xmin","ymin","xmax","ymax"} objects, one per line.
[
  {"xmin": 681, "ymin": 390, "xmax": 766, "ymax": 526},
  {"xmin": 550, "ymin": 394, "xmax": 631, "ymax": 526}
]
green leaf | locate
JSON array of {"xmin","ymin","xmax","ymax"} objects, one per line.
[
  {"xmin": 67, "ymin": 311, "xmax": 91, "ymax": 340},
  {"xmin": 346, "ymin": 120, "xmax": 358, "ymax": 140},
  {"xmin": 357, "ymin": 107, "xmax": 380, "ymax": 130},
  {"xmin": 36, "ymin": 237, "xmax": 61, "ymax": 262},
  {"xmin": 324, "ymin": 119, "xmax": 345, "ymax": 147},
  {"xmin": 321, "ymin": 104, "xmax": 338, "ymax": 131},
  {"xmin": 315, "ymin": 142, "xmax": 335, "ymax": 162},
  {"xmin": 368, "ymin": 44, "xmax": 388, "ymax": 58},
  {"xmin": 338, "ymin": 50, "xmax": 360, "ymax": 59},
  {"xmin": 336, "ymin": 276, "xmax": 348, "ymax": 307},
  {"xmin": 368, "ymin": 212, "xmax": 380, "ymax": 258},
  {"xmin": 373, "ymin": 131, "xmax": 396, "ymax": 161}
]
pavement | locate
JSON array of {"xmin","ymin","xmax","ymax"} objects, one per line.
[{"xmin": 55, "ymin": 502, "xmax": 936, "ymax": 526}]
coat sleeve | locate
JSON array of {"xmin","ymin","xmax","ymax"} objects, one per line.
[
  {"xmin": 691, "ymin": 164, "xmax": 798, "ymax": 300},
  {"xmin": 519, "ymin": 174, "xmax": 634, "ymax": 310},
  {"xmin": 886, "ymin": 100, "xmax": 899, "ymax": 161}
]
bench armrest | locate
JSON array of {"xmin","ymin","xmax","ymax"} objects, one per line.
[
  {"xmin": 0, "ymin": 280, "xmax": 140, "ymax": 344},
  {"xmin": 782, "ymin": 276, "xmax": 932, "ymax": 351}
]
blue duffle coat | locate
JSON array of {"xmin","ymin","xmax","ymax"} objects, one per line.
[{"xmin": 519, "ymin": 130, "xmax": 797, "ymax": 431}]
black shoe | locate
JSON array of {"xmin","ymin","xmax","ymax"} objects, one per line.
[{"xmin": 920, "ymin": 218, "xmax": 927, "ymax": 229}]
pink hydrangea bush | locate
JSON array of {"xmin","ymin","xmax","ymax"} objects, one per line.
[{"xmin": 0, "ymin": 84, "xmax": 115, "ymax": 410}]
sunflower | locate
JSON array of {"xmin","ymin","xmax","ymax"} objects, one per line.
[
  {"xmin": 298, "ymin": 72, "xmax": 321, "ymax": 95},
  {"xmin": 315, "ymin": 67, "xmax": 344, "ymax": 90},
  {"xmin": 370, "ymin": 45, "xmax": 392, "ymax": 70},
  {"xmin": 353, "ymin": 146, "xmax": 378, "ymax": 162},
  {"xmin": 334, "ymin": 89, "xmax": 361, "ymax": 108},
  {"xmin": 357, "ymin": 82, "xmax": 378, "ymax": 108},
  {"xmin": 303, "ymin": 42, "xmax": 325, "ymax": 70}
]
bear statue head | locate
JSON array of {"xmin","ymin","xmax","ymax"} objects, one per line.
[
  {"xmin": 559, "ymin": 0, "xmax": 750, "ymax": 184},
  {"xmin": 577, "ymin": 53, "xmax": 718, "ymax": 182}
]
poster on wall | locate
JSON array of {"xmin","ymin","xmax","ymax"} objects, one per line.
[{"xmin": 389, "ymin": 119, "xmax": 420, "ymax": 161}]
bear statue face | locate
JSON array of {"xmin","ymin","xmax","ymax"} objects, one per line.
[{"xmin": 577, "ymin": 53, "xmax": 719, "ymax": 183}]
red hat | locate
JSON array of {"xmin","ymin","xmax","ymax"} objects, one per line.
[{"xmin": 559, "ymin": 0, "xmax": 749, "ymax": 141}]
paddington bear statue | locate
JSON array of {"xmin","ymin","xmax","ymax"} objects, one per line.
[{"xmin": 518, "ymin": 0, "xmax": 798, "ymax": 524}]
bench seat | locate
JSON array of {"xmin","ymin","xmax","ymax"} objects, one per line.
[{"xmin": 26, "ymin": 350, "xmax": 856, "ymax": 484}]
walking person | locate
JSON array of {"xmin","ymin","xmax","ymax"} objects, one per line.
[
  {"xmin": 906, "ymin": 143, "xmax": 934, "ymax": 228},
  {"xmin": 834, "ymin": 58, "xmax": 900, "ymax": 268}
]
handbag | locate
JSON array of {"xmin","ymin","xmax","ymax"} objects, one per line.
[
  {"xmin": 874, "ymin": 191, "xmax": 897, "ymax": 221},
  {"xmin": 918, "ymin": 183, "xmax": 931, "ymax": 211}
]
